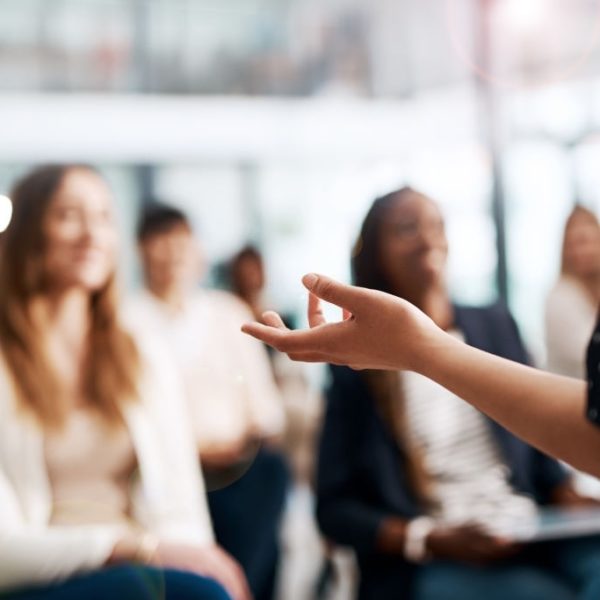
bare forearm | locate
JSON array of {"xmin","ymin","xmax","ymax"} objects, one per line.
[
  {"xmin": 241, "ymin": 274, "xmax": 600, "ymax": 473},
  {"xmin": 418, "ymin": 333, "xmax": 600, "ymax": 476}
]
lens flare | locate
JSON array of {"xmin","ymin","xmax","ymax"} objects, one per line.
[
  {"xmin": 444, "ymin": 0, "xmax": 600, "ymax": 88},
  {"xmin": 497, "ymin": 0, "xmax": 547, "ymax": 33},
  {"xmin": 0, "ymin": 196, "xmax": 12, "ymax": 233}
]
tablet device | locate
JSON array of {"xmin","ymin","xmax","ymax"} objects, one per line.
[{"xmin": 501, "ymin": 507, "xmax": 600, "ymax": 542}]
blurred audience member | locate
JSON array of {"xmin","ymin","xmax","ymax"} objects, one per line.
[
  {"xmin": 545, "ymin": 205, "xmax": 600, "ymax": 497},
  {"xmin": 229, "ymin": 245, "xmax": 270, "ymax": 325},
  {"xmin": 546, "ymin": 205, "xmax": 600, "ymax": 380},
  {"xmin": 228, "ymin": 245, "xmax": 322, "ymax": 484},
  {"xmin": 0, "ymin": 165, "xmax": 251, "ymax": 600},
  {"xmin": 128, "ymin": 204, "xmax": 289, "ymax": 600},
  {"xmin": 316, "ymin": 188, "xmax": 600, "ymax": 600}
]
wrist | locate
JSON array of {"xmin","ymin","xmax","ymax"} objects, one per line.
[
  {"xmin": 377, "ymin": 517, "xmax": 408, "ymax": 555},
  {"xmin": 414, "ymin": 329, "xmax": 459, "ymax": 378},
  {"xmin": 109, "ymin": 532, "xmax": 159, "ymax": 566},
  {"xmin": 404, "ymin": 517, "xmax": 436, "ymax": 563},
  {"xmin": 134, "ymin": 532, "xmax": 160, "ymax": 564}
]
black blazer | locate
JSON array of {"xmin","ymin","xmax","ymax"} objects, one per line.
[{"xmin": 315, "ymin": 303, "xmax": 569, "ymax": 600}]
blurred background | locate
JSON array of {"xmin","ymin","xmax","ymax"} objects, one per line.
[
  {"xmin": 1, "ymin": 0, "xmax": 600, "ymax": 359},
  {"xmin": 2, "ymin": 2, "xmax": 600, "ymax": 599}
]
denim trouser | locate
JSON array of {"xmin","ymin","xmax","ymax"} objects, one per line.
[
  {"xmin": 0, "ymin": 566, "xmax": 231, "ymax": 600},
  {"xmin": 413, "ymin": 535, "xmax": 600, "ymax": 600},
  {"xmin": 208, "ymin": 447, "xmax": 290, "ymax": 600}
]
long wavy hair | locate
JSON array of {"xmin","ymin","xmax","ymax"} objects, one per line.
[
  {"xmin": 352, "ymin": 187, "xmax": 434, "ymax": 506},
  {"xmin": 0, "ymin": 165, "xmax": 140, "ymax": 428}
]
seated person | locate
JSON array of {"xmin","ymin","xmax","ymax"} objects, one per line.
[
  {"xmin": 546, "ymin": 205, "xmax": 600, "ymax": 380},
  {"xmin": 0, "ymin": 165, "xmax": 250, "ymax": 600},
  {"xmin": 545, "ymin": 205, "xmax": 600, "ymax": 497},
  {"xmin": 128, "ymin": 203, "xmax": 290, "ymax": 600},
  {"xmin": 228, "ymin": 244, "xmax": 323, "ymax": 484},
  {"xmin": 316, "ymin": 188, "xmax": 600, "ymax": 600}
]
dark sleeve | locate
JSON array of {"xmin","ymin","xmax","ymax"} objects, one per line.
[
  {"xmin": 487, "ymin": 303, "xmax": 569, "ymax": 496},
  {"xmin": 485, "ymin": 302, "xmax": 531, "ymax": 365},
  {"xmin": 315, "ymin": 367, "xmax": 395, "ymax": 555},
  {"xmin": 530, "ymin": 449, "xmax": 570, "ymax": 501},
  {"xmin": 586, "ymin": 323, "xmax": 600, "ymax": 425}
]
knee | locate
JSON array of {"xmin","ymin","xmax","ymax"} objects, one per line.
[
  {"xmin": 97, "ymin": 565, "xmax": 165, "ymax": 599},
  {"xmin": 163, "ymin": 570, "xmax": 232, "ymax": 600}
]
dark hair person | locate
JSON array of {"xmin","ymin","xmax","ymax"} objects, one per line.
[
  {"xmin": 0, "ymin": 165, "xmax": 250, "ymax": 600},
  {"xmin": 229, "ymin": 245, "xmax": 266, "ymax": 323},
  {"xmin": 130, "ymin": 203, "xmax": 287, "ymax": 600},
  {"xmin": 249, "ymin": 188, "xmax": 600, "ymax": 600},
  {"xmin": 0, "ymin": 165, "xmax": 139, "ymax": 427}
]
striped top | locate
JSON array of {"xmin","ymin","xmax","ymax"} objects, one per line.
[{"xmin": 403, "ymin": 331, "xmax": 538, "ymax": 536}]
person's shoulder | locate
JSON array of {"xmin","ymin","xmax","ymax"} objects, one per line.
[
  {"xmin": 454, "ymin": 301, "xmax": 524, "ymax": 345},
  {"xmin": 123, "ymin": 289, "xmax": 161, "ymax": 311},
  {"xmin": 121, "ymin": 290, "xmax": 162, "ymax": 330},
  {"xmin": 546, "ymin": 276, "xmax": 589, "ymax": 312},
  {"xmin": 118, "ymin": 297, "xmax": 167, "ymax": 367},
  {"xmin": 195, "ymin": 289, "xmax": 254, "ymax": 321},
  {"xmin": 120, "ymin": 319, "xmax": 161, "ymax": 368},
  {"xmin": 0, "ymin": 348, "xmax": 21, "ymax": 414},
  {"xmin": 454, "ymin": 301, "xmax": 514, "ymax": 325}
]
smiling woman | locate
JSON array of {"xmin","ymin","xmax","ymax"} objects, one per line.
[
  {"xmin": 0, "ymin": 165, "xmax": 137, "ymax": 426},
  {"xmin": 0, "ymin": 164, "xmax": 251, "ymax": 600}
]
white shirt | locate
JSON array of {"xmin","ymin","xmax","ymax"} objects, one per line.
[
  {"xmin": 545, "ymin": 276, "xmax": 597, "ymax": 380},
  {"xmin": 125, "ymin": 289, "xmax": 285, "ymax": 452},
  {"xmin": 0, "ymin": 329, "xmax": 214, "ymax": 592},
  {"xmin": 402, "ymin": 331, "xmax": 538, "ymax": 535}
]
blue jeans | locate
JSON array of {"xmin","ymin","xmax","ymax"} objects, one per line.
[
  {"xmin": 208, "ymin": 448, "xmax": 290, "ymax": 600},
  {"xmin": 1, "ymin": 566, "xmax": 231, "ymax": 600},
  {"xmin": 413, "ymin": 562, "xmax": 576, "ymax": 600},
  {"xmin": 412, "ymin": 536, "xmax": 600, "ymax": 600}
]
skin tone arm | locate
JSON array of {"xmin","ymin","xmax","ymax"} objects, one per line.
[{"xmin": 242, "ymin": 274, "xmax": 600, "ymax": 478}]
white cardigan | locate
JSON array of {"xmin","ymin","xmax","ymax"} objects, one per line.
[{"xmin": 0, "ymin": 330, "xmax": 214, "ymax": 592}]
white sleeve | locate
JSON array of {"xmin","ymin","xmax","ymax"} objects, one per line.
[
  {"xmin": 226, "ymin": 299, "xmax": 286, "ymax": 438},
  {"xmin": 545, "ymin": 286, "xmax": 591, "ymax": 377},
  {"xmin": 0, "ymin": 469, "xmax": 119, "ymax": 592},
  {"xmin": 134, "ymin": 330, "xmax": 215, "ymax": 547}
]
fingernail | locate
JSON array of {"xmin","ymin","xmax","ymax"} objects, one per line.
[{"xmin": 303, "ymin": 273, "xmax": 318, "ymax": 289}]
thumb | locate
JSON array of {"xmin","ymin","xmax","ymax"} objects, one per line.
[{"xmin": 302, "ymin": 273, "xmax": 363, "ymax": 312}]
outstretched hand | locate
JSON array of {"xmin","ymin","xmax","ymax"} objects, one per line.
[{"xmin": 241, "ymin": 273, "xmax": 442, "ymax": 372}]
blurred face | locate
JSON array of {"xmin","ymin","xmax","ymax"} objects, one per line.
[
  {"xmin": 564, "ymin": 211, "xmax": 600, "ymax": 278},
  {"xmin": 234, "ymin": 255, "xmax": 264, "ymax": 296},
  {"xmin": 140, "ymin": 223, "xmax": 202, "ymax": 294},
  {"xmin": 41, "ymin": 169, "xmax": 118, "ymax": 293},
  {"xmin": 378, "ymin": 193, "xmax": 448, "ymax": 296}
]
